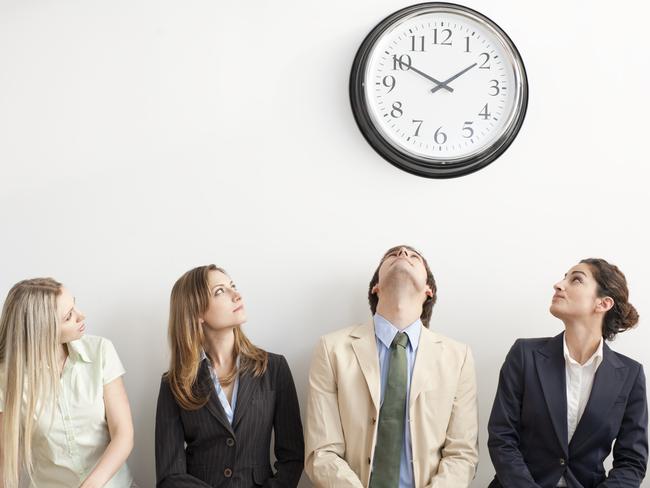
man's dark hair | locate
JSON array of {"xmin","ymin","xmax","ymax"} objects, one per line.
[{"xmin": 368, "ymin": 245, "xmax": 437, "ymax": 328}]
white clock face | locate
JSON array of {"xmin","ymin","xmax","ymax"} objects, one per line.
[{"xmin": 362, "ymin": 5, "xmax": 526, "ymax": 163}]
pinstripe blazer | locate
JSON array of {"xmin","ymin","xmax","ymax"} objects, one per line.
[{"xmin": 155, "ymin": 352, "xmax": 304, "ymax": 488}]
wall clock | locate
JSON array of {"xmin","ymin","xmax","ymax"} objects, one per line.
[{"xmin": 350, "ymin": 2, "xmax": 528, "ymax": 178}]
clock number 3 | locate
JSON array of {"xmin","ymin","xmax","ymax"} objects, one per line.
[{"xmin": 489, "ymin": 79, "xmax": 500, "ymax": 96}]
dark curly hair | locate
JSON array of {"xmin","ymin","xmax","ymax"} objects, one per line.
[
  {"xmin": 580, "ymin": 258, "xmax": 639, "ymax": 341},
  {"xmin": 368, "ymin": 245, "xmax": 437, "ymax": 328}
]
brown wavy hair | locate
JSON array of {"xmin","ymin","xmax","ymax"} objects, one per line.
[
  {"xmin": 580, "ymin": 258, "xmax": 639, "ymax": 341},
  {"xmin": 368, "ymin": 245, "xmax": 437, "ymax": 328},
  {"xmin": 165, "ymin": 265, "xmax": 268, "ymax": 410}
]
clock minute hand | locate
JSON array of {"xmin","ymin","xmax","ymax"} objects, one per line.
[
  {"xmin": 400, "ymin": 61, "xmax": 454, "ymax": 93},
  {"xmin": 430, "ymin": 63, "xmax": 478, "ymax": 94}
]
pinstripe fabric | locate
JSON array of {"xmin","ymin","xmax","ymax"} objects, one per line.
[{"xmin": 155, "ymin": 353, "xmax": 304, "ymax": 488}]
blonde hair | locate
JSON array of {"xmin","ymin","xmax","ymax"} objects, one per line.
[
  {"xmin": 166, "ymin": 265, "xmax": 268, "ymax": 410},
  {"xmin": 0, "ymin": 278, "xmax": 63, "ymax": 488}
]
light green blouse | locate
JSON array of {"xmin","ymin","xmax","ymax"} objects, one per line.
[{"xmin": 0, "ymin": 335, "xmax": 134, "ymax": 487}]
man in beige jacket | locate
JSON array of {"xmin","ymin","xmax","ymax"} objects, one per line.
[{"xmin": 305, "ymin": 245, "xmax": 478, "ymax": 488}]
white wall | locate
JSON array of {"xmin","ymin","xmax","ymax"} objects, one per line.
[{"xmin": 1, "ymin": 0, "xmax": 649, "ymax": 486}]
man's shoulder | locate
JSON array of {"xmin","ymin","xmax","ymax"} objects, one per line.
[
  {"xmin": 319, "ymin": 323, "xmax": 371, "ymax": 346},
  {"xmin": 423, "ymin": 328, "xmax": 470, "ymax": 354}
]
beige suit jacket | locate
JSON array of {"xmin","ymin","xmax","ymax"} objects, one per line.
[{"xmin": 305, "ymin": 321, "xmax": 478, "ymax": 488}]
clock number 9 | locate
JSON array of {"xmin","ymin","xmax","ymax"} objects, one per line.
[
  {"xmin": 392, "ymin": 54, "xmax": 412, "ymax": 71},
  {"xmin": 434, "ymin": 126, "xmax": 447, "ymax": 144},
  {"xmin": 382, "ymin": 75, "xmax": 396, "ymax": 93},
  {"xmin": 391, "ymin": 101, "xmax": 403, "ymax": 118},
  {"xmin": 488, "ymin": 79, "xmax": 500, "ymax": 96}
]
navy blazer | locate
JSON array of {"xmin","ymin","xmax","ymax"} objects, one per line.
[
  {"xmin": 155, "ymin": 353, "xmax": 304, "ymax": 488},
  {"xmin": 488, "ymin": 333, "xmax": 647, "ymax": 488}
]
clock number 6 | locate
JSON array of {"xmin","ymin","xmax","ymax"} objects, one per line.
[{"xmin": 434, "ymin": 126, "xmax": 447, "ymax": 144}]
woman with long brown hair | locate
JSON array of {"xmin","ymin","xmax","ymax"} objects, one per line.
[
  {"xmin": 155, "ymin": 265, "xmax": 304, "ymax": 487},
  {"xmin": 0, "ymin": 278, "xmax": 136, "ymax": 488}
]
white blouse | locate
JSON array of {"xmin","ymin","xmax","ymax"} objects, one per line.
[
  {"xmin": 0, "ymin": 335, "xmax": 134, "ymax": 488},
  {"xmin": 557, "ymin": 336, "xmax": 603, "ymax": 487}
]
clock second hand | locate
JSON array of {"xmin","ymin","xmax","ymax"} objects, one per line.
[
  {"xmin": 398, "ymin": 59, "xmax": 454, "ymax": 93},
  {"xmin": 430, "ymin": 63, "xmax": 478, "ymax": 94}
]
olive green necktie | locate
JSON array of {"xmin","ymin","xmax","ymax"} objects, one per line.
[{"xmin": 369, "ymin": 331, "xmax": 409, "ymax": 488}]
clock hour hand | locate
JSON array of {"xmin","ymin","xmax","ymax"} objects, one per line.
[
  {"xmin": 430, "ymin": 63, "xmax": 478, "ymax": 93},
  {"xmin": 399, "ymin": 60, "xmax": 454, "ymax": 93}
]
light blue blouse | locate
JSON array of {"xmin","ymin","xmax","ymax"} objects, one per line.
[{"xmin": 201, "ymin": 352, "xmax": 240, "ymax": 425}]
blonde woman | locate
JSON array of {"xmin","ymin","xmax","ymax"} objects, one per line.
[
  {"xmin": 155, "ymin": 265, "xmax": 304, "ymax": 487},
  {"xmin": 0, "ymin": 278, "xmax": 136, "ymax": 488}
]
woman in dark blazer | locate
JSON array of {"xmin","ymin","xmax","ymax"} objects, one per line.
[
  {"xmin": 488, "ymin": 258, "xmax": 647, "ymax": 488},
  {"xmin": 155, "ymin": 265, "xmax": 304, "ymax": 488}
]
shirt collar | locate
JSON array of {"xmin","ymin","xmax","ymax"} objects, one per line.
[
  {"xmin": 373, "ymin": 313, "xmax": 422, "ymax": 351},
  {"xmin": 66, "ymin": 339, "xmax": 92, "ymax": 363},
  {"xmin": 563, "ymin": 334, "xmax": 604, "ymax": 368}
]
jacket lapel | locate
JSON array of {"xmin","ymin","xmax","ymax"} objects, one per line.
[
  {"xmin": 232, "ymin": 368, "xmax": 255, "ymax": 430},
  {"xmin": 198, "ymin": 361, "xmax": 235, "ymax": 436},
  {"xmin": 409, "ymin": 326, "xmax": 443, "ymax": 410},
  {"xmin": 350, "ymin": 322, "xmax": 381, "ymax": 412},
  {"xmin": 569, "ymin": 343, "xmax": 628, "ymax": 453},
  {"xmin": 534, "ymin": 333, "xmax": 568, "ymax": 456}
]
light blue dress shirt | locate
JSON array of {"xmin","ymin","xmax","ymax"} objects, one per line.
[
  {"xmin": 374, "ymin": 313, "xmax": 421, "ymax": 488},
  {"xmin": 201, "ymin": 352, "xmax": 240, "ymax": 425}
]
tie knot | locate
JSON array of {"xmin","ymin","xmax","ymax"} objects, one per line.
[{"xmin": 392, "ymin": 332, "xmax": 409, "ymax": 349}]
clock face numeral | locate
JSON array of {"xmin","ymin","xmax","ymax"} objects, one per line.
[
  {"xmin": 478, "ymin": 52, "xmax": 491, "ymax": 69},
  {"xmin": 391, "ymin": 101, "xmax": 403, "ymax": 118},
  {"xmin": 433, "ymin": 28, "xmax": 452, "ymax": 45},
  {"xmin": 352, "ymin": 3, "xmax": 528, "ymax": 176},
  {"xmin": 462, "ymin": 121, "xmax": 474, "ymax": 138},
  {"xmin": 434, "ymin": 126, "xmax": 447, "ymax": 144},
  {"xmin": 382, "ymin": 75, "xmax": 396, "ymax": 93},
  {"xmin": 410, "ymin": 35, "xmax": 425, "ymax": 52},
  {"xmin": 392, "ymin": 54, "xmax": 412, "ymax": 71},
  {"xmin": 411, "ymin": 119, "xmax": 423, "ymax": 136},
  {"xmin": 479, "ymin": 103, "xmax": 491, "ymax": 120},
  {"xmin": 489, "ymin": 79, "xmax": 500, "ymax": 96}
]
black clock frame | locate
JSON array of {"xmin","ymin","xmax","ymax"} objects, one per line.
[{"xmin": 349, "ymin": 2, "xmax": 529, "ymax": 179}]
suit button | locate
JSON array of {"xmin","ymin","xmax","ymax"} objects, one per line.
[
  {"xmin": 226, "ymin": 437, "xmax": 235, "ymax": 447},
  {"xmin": 367, "ymin": 457, "xmax": 371, "ymax": 465},
  {"xmin": 224, "ymin": 468, "xmax": 232, "ymax": 477},
  {"xmin": 559, "ymin": 458, "xmax": 566, "ymax": 466},
  {"xmin": 371, "ymin": 417, "xmax": 376, "ymax": 425}
]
